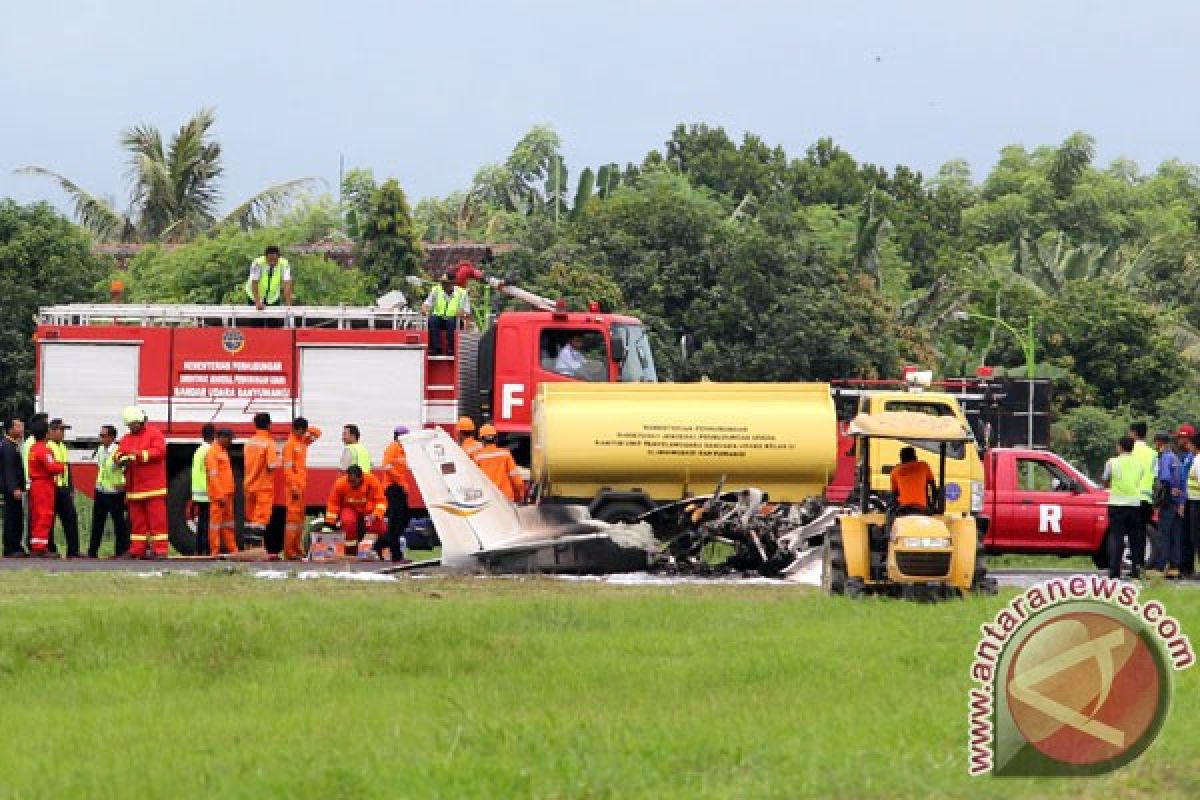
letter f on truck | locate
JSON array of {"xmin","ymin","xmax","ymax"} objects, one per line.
[{"xmin": 502, "ymin": 383, "xmax": 525, "ymax": 420}]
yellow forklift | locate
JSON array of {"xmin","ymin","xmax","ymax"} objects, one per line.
[{"xmin": 822, "ymin": 411, "xmax": 994, "ymax": 598}]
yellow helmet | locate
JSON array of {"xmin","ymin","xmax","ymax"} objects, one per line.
[
  {"xmin": 122, "ymin": 406, "xmax": 147, "ymax": 425},
  {"xmin": 479, "ymin": 423, "xmax": 498, "ymax": 438},
  {"xmin": 457, "ymin": 416, "xmax": 476, "ymax": 432}
]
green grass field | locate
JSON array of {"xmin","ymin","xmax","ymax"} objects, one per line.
[{"xmin": 0, "ymin": 573, "xmax": 1196, "ymax": 799}]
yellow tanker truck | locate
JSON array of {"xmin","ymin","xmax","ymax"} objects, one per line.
[{"xmin": 531, "ymin": 382, "xmax": 838, "ymax": 522}]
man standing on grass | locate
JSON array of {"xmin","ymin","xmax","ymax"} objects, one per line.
[
  {"xmin": 1, "ymin": 418, "xmax": 26, "ymax": 557},
  {"xmin": 1103, "ymin": 436, "xmax": 1147, "ymax": 580},
  {"xmin": 47, "ymin": 418, "xmax": 82, "ymax": 558},
  {"xmin": 27, "ymin": 418, "xmax": 63, "ymax": 558},
  {"xmin": 89, "ymin": 424, "xmax": 129, "ymax": 559},
  {"xmin": 191, "ymin": 424, "xmax": 215, "ymax": 557},
  {"xmin": 282, "ymin": 417, "xmax": 321, "ymax": 560}
]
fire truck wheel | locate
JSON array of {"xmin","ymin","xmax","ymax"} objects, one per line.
[{"xmin": 167, "ymin": 470, "xmax": 199, "ymax": 555}]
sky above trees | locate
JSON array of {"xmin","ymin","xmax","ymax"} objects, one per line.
[{"xmin": 4, "ymin": 1, "xmax": 1200, "ymax": 213}]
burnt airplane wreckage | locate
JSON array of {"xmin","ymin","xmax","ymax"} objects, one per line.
[{"xmin": 387, "ymin": 429, "xmax": 838, "ymax": 579}]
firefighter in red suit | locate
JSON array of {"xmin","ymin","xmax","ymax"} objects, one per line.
[
  {"xmin": 27, "ymin": 418, "xmax": 64, "ymax": 556},
  {"xmin": 117, "ymin": 406, "xmax": 169, "ymax": 559}
]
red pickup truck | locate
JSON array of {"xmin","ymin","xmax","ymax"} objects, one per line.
[{"xmin": 980, "ymin": 447, "xmax": 1109, "ymax": 565}]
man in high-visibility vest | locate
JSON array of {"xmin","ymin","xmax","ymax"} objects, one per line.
[
  {"xmin": 282, "ymin": 417, "xmax": 322, "ymax": 560},
  {"xmin": 206, "ymin": 428, "xmax": 237, "ymax": 556},
  {"xmin": 1184, "ymin": 430, "xmax": 1200, "ymax": 579},
  {"xmin": 245, "ymin": 245, "xmax": 293, "ymax": 310},
  {"xmin": 1129, "ymin": 422, "xmax": 1157, "ymax": 550},
  {"xmin": 27, "ymin": 418, "xmax": 63, "ymax": 557},
  {"xmin": 243, "ymin": 412, "xmax": 280, "ymax": 542},
  {"xmin": 325, "ymin": 465, "xmax": 387, "ymax": 549},
  {"xmin": 88, "ymin": 424, "xmax": 129, "ymax": 558},
  {"xmin": 378, "ymin": 425, "xmax": 413, "ymax": 563},
  {"xmin": 473, "ymin": 424, "xmax": 525, "ymax": 502},
  {"xmin": 339, "ymin": 424, "xmax": 371, "ymax": 472},
  {"xmin": 47, "ymin": 418, "xmax": 82, "ymax": 558},
  {"xmin": 1103, "ymin": 436, "xmax": 1147, "ymax": 580},
  {"xmin": 457, "ymin": 416, "xmax": 482, "ymax": 459},
  {"xmin": 190, "ymin": 424, "xmax": 214, "ymax": 556},
  {"xmin": 421, "ymin": 270, "xmax": 471, "ymax": 356}
]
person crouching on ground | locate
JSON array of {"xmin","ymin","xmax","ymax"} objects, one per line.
[{"xmin": 325, "ymin": 465, "xmax": 387, "ymax": 551}]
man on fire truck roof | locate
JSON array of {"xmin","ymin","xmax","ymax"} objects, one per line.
[{"xmin": 246, "ymin": 245, "xmax": 293, "ymax": 310}]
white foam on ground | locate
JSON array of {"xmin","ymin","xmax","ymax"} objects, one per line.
[{"xmin": 253, "ymin": 569, "xmax": 398, "ymax": 582}]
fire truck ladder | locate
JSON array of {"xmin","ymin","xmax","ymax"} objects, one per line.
[{"xmin": 36, "ymin": 304, "xmax": 428, "ymax": 330}]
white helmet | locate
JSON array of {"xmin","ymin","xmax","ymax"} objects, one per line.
[{"xmin": 122, "ymin": 406, "xmax": 148, "ymax": 425}]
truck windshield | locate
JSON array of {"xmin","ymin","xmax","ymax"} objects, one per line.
[{"xmin": 611, "ymin": 324, "xmax": 658, "ymax": 382}]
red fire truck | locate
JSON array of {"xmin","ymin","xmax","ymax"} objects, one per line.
[{"xmin": 34, "ymin": 282, "xmax": 658, "ymax": 553}]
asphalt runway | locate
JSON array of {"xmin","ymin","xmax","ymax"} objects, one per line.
[{"xmin": 1, "ymin": 558, "xmax": 1194, "ymax": 589}]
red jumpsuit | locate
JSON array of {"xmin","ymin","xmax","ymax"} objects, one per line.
[
  {"xmin": 325, "ymin": 474, "xmax": 387, "ymax": 546},
  {"xmin": 118, "ymin": 424, "xmax": 169, "ymax": 557},
  {"xmin": 28, "ymin": 441, "xmax": 64, "ymax": 553}
]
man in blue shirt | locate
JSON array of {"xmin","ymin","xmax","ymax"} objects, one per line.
[{"xmin": 1152, "ymin": 432, "xmax": 1183, "ymax": 573}]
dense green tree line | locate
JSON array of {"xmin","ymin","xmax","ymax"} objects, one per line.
[{"xmin": 7, "ymin": 120, "xmax": 1200, "ymax": 472}]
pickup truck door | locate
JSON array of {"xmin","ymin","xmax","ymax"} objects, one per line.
[{"xmin": 1006, "ymin": 455, "xmax": 1105, "ymax": 552}]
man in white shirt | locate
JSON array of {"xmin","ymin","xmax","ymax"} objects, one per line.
[
  {"xmin": 245, "ymin": 245, "xmax": 294, "ymax": 310},
  {"xmin": 554, "ymin": 334, "xmax": 587, "ymax": 376}
]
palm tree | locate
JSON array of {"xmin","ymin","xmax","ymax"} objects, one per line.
[{"xmin": 17, "ymin": 108, "xmax": 314, "ymax": 242}]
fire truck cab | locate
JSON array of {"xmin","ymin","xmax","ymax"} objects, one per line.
[{"xmin": 34, "ymin": 300, "xmax": 657, "ymax": 553}]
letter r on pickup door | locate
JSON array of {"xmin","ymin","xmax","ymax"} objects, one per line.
[{"xmin": 1039, "ymin": 504, "xmax": 1063, "ymax": 534}]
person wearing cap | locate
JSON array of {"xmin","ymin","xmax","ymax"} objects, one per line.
[
  {"xmin": 89, "ymin": 424, "xmax": 129, "ymax": 558},
  {"xmin": 116, "ymin": 406, "xmax": 169, "ymax": 559},
  {"xmin": 1151, "ymin": 431, "xmax": 1182, "ymax": 573},
  {"xmin": 47, "ymin": 418, "xmax": 82, "ymax": 558},
  {"xmin": 206, "ymin": 428, "xmax": 238, "ymax": 556},
  {"xmin": 325, "ymin": 465, "xmax": 387, "ymax": 550},
  {"xmin": 473, "ymin": 424, "xmax": 525, "ymax": 502},
  {"xmin": 421, "ymin": 271, "xmax": 471, "ymax": 357},
  {"xmin": 456, "ymin": 416, "xmax": 482, "ymax": 459},
  {"xmin": 27, "ymin": 418, "xmax": 63, "ymax": 557},
  {"xmin": 281, "ymin": 417, "xmax": 322, "ymax": 560},
  {"xmin": 378, "ymin": 425, "xmax": 414, "ymax": 563}
]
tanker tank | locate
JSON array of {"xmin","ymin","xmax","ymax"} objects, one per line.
[{"xmin": 532, "ymin": 382, "xmax": 837, "ymax": 521}]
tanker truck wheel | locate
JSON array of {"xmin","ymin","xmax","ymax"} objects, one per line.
[
  {"xmin": 594, "ymin": 501, "xmax": 652, "ymax": 524},
  {"xmin": 822, "ymin": 524, "xmax": 847, "ymax": 595},
  {"xmin": 166, "ymin": 470, "xmax": 199, "ymax": 555}
]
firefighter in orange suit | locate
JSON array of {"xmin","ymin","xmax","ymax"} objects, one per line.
[
  {"xmin": 205, "ymin": 428, "xmax": 237, "ymax": 555},
  {"xmin": 281, "ymin": 417, "xmax": 321, "ymax": 559},
  {"xmin": 474, "ymin": 424, "xmax": 525, "ymax": 502},
  {"xmin": 325, "ymin": 465, "xmax": 387, "ymax": 548},
  {"xmin": 117, "ymin": 406, "xmax": 169, "ymax": 559},
  {"xmin": 457, "ymin": 416, "xmax": 482, "ymax": 458},
  {"xmin": 243, "ymin": 412, "xmax": 280, "ymax": 540},
  {"xmin": 378, "ymin": 425, "xmax": 413, "ymax": 563},
  {"xmin": 27, "ymin": 418, "xmax": 64, "ymax": 556}
]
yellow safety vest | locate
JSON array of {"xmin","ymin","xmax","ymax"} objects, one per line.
[
  {"xmin": 346, "ymin": 443, "xmax": 372, "ymax": 472},
  {"xmin": 1131, "ymin": 440, "xmax": 1157, "ymax": 500},
  {"xmin": 49, "ymin": 440, "xmax": 70, "ymax": 489},
  {"xmin": 95, "ymin": 444, "xmax": 125, "ymax": 493},
  {"xmin": 430, "ymin": 285, "xmax": 466, "ymax": 318},
  {"xmin": 245, "ymin": 256, "xmax": 288, "ymax": 304},
  {"xmin": 192, "ymin": 443, "xmax": 211, "ymax": 502},
  {"xmin": 1108, "ymin": 454, "xmax": 1143, "ymax": 506}
]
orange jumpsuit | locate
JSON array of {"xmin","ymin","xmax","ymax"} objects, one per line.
[
  {"xmin": 205, "ymin": 443, "xmax": 237, "ymax": 555},
  {"xmin": 325, "ymin": 474, "xmax": 387, "ymax": 545},
  {"xmin": 243, "ymin": 430, "xmax": 279, "ymax": 532},
  {"xmin": 474, "ymin": 443, "xmax": 525, "ymax": 502},
  {"xmin": 281, "ymin": 426, "xmax": 322, "ymax": 559},
  {"xmin": 459, "ymin": 435, "xmax": 483, "ymax": 459}
]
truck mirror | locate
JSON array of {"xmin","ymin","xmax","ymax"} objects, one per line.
[{"xmin": 611, "ymin": 339, "xmax": 626, "ymax": 363}]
